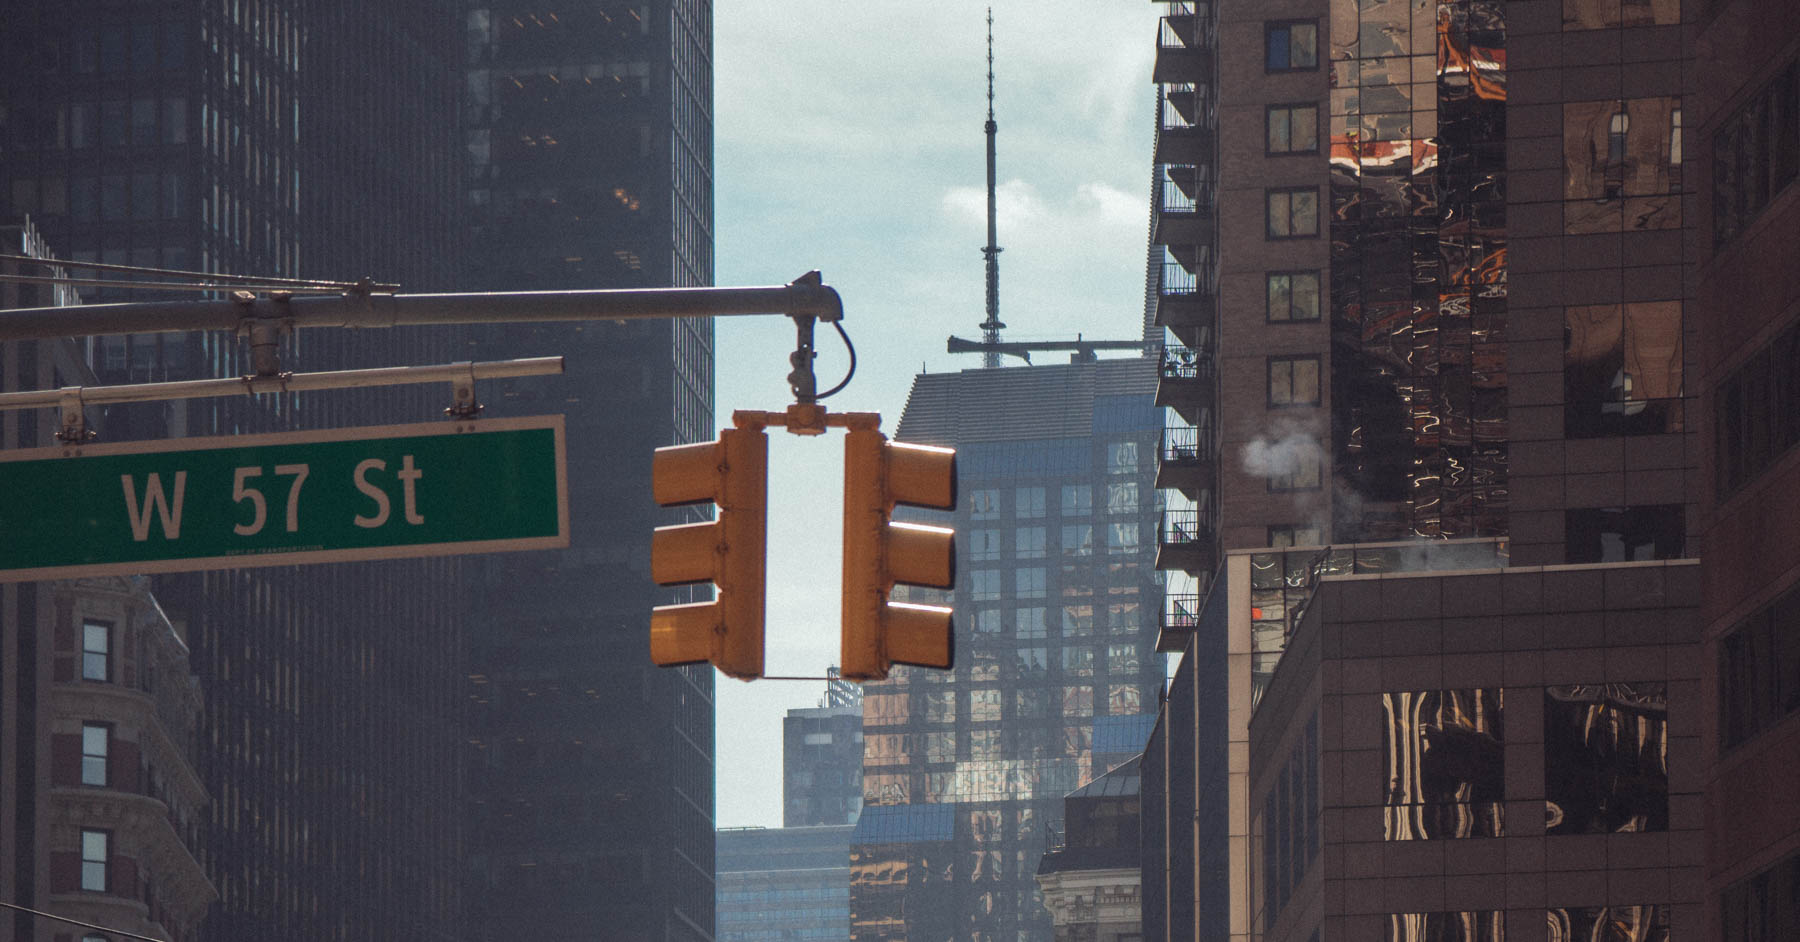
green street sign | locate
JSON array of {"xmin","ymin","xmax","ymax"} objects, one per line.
[{"xmin": 0, "ymin": 415, "xmax": 568, "ymax": 581}]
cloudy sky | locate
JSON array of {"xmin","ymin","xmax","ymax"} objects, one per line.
[{"xmin": 710, "ymin": 0, "xmax": 1162, "ymax": 828}]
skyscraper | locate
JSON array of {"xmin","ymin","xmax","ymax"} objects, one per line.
[
  {"xmin": 0, "ymin": 7, "xmax": 470, "ymax": 942},
  {"xmin": 784, "ymin": 672, "xmax": 865, "ymax": 828},
  {"xmin": 458, "ymin": 2, "xmax": 717, "ymax": 940},
  {"xmin": 849, "ymin": 357, "xmax": 1167, "ymax": 942}
]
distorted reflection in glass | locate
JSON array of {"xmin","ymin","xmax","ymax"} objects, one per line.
[
  {"xmin": 1382, "ymin": 689, "xmax": 1505, "ymax": 839},
  {"xmin": 1544, "ymin": 683, "xmax": 1669, "ymax": 834},
  {"xmin": 1563, "ymin": 97, "xmax": 1681, "ymax": 233},
  {"xmin": 1563, "ymin": 0, "xmax": 1680, "ymax": 29},
  {"xmin": 1385, "ymin": 911, "xmax": 1504, "ymax": 942},
  {"xmin": 1546, "ymin": 904, "xmax": 1670, "ymax": 942},
  {"xmin": 1564, "ymin": 302, "xmax": 1684, "ymax": 437}
]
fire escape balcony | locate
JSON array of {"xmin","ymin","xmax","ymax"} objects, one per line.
[
  {"xmin": 1155, "ymin": 423, "xmax": 1216, "ymax": 500},
  {"xmin": 1155, "ymin": 344, "xmax": 1215, "ymax": 426},
  {"xmin": 1153, "ymin": 257, "xmax": 1215, "ymax": 352},
  {"xmin": 1152, "ymin": 167, "xmax": 1215, "ymax": 250},
  {"xmin": 1153, "ymin": 9, "xmax": 1215, "ymax": 85},
  {"xmin": 1157, "ymin": 592, "xmax": 1203, "ymax": 653},
  {"xmin": 1155, "ymin": 506, "xmax": 1217, "ymax": 575}
]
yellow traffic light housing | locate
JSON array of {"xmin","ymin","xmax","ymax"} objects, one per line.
[
  {"xmin": 841, "ymin": 426, "xmax": 957, "ymax": 681},
  {"xmin": 650, "ymin": 425, "xmax": 768, "ymax": 679}
]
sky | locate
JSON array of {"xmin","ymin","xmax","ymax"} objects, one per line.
[{"xmin": 710, "ymin": 0, "xmax": 1163, "ymax": 829}]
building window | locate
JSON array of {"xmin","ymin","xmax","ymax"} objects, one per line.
[
  {"xmin": 1015, "ymin": 607, "xmax": 1046, "ymax": 639},
  {"xmin": 1266, "ymin": 187, "xmax": 1318, "ymax": 239},
  {"xmin": 1107, "ymin": 441, "xmax": 1139, "ymax": 475},
  {"xmin": 1015, "ymin": 568, "xmax": 1047, "ymax": 599},
  {"xmin": 1106, "ymin": 522, "xmax": 1140, "ymax": 554},
  {"xmin": 970, "ymin": 488, "xmax": 1000, "ymax": 519},
  {"xmin": 1061, "ymin": 485, "xmax": 1092, "ymax": 516},
  {"xmin": 971, "ymin": 688, "xmax": 1002, "ymax": 722},
  {"xmin": 971, "ymin": 570, "xmax": 1000, "ymax": 601},
  {"xmin": 1267, "ymin": 453, "xmax": 1322, "ymax": 492},
  {"xmin": 1382, "ymin": 912, "xmax": 1503, "ymax": 941},
  {"xmin": 1266, "ymin": 271, "xmax": 1321, "ymax": 322},
  {"xmin": 1565, "ymin": 302, "xmax": 1684, "ymax": 437},
  {"xmin": 1015, "ymin": 526, "xmax": 1047, "ymax": 559},
  {"xmin": 1015, "ymin": 487, "xmax": 1046, "ymax": 519},
  {"xmin": 1268, "ymin": 356, "xmax": 1322, "ymax": 407},
  {"xmin": 1105, "ymin": 482, "xmax": 1139, "ymax": 514},
  {"xmin": 1266, "ymin": 103, "xmax": 1318, "ymax": 154},
  {"xmin": 1713, "ymin": 60, "xmax": 1799, "ymax": 247},
  {"xmin": 1564, "ymin": 506, "xmax": 1685, "ymax": 563},
  {"xmin": 80, "ymin": 829, "xmax": 108, "ymax": 891},
  {"xmin": 1548, "ymin": 907, "xmax": 1669, "ymax": 942},
  {"xmin": 1381, "ymin": 689, "xmax": 1505, "ymax": 839},
  {"xmin": 1714, "ymin": 318, "xmax": 1800, "ymax": 499},
  {"xmin": 1720, "ymin": 851, "xmax": 1800, "ymax": 942},
  {"xmin": 1061, "ymin": 686, "xmax": 1094, "ymax": 718},
  {"xmin": 974, "ymin": 609, "xmax": 1001, "ymax": 634},
  {"xmin": 1062, "ymin": 605, "xmax": 1095, "ymax": 637},
  {"xmin": 1265, "ymin": 21, "xmax": 1318, "ymax": 72},
  {"xmin": 1107, "ymin": 643, "xmax": 1140, "ymax": 674},
  {"xmin": 969, "ymin": 529, "xmax": 1000, "ymax": 561},
  {"xmin": 81, "ymin": 620, "xmax": 110, "ymax": 682},
  {"xmin": 1267, "ymin": 525, "xmax": 1323, "ymax": 548},
  {"xmin": 1545, "ymin": 684, "xmax": 1668, "ymax": 834},
  {"xmin": 1564, "ymin": 96, "xmax": 1682, "ymax": 234},
  {"xmin": 1062, "ymin": 647, "xmax": 1095, "ymax": 677},
  {"xmin": 1717, "ymin": 580, "xmax": 1800, "ymax": 751},
  {"xmin": 1017, "ymin": 647, "xmax": 1049, "ymax": 677},
  {"xmin": 81, "ymin": 723, "xmax": 108, "ymax": 787},
  {"xmin": 1061, "ymin": 524, "xmax": 1094, "ymax": 556}
]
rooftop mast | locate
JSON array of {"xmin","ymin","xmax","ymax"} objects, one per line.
[{"xmin": 979, "ymin": 8, "xmax": 1004, "ymax": 368}]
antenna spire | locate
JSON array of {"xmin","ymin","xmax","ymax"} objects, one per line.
[{"xmin": 979, "ymin": 7, "xmax": 1004, "ymax": 368}]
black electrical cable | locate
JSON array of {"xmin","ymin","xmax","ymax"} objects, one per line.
[
  {"xmin": 0, "ymin": 272, "xmax": 347, "ymax": 294},
  {"xmin": 0, "ymin": 900, "xmax": 169, "ymax": 942},
  {"xmin": 0, "ymin": 252, "xmax": 393, "ymax": 291},
  {"xmin": 814, "ymin": 319, "xmax": 856, "ymax": 400}
]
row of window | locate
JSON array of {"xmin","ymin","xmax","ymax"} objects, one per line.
[
  {"xmin": 1378, "ymin": 906, "xmax": 1668, "ymax": 942},
  {"xmin": 971, "ymin": 607, "xmax": 1144, "ymax": 640},
  {"xmin": 1713, "ymin": 317, "xmax": 1800, "ymax": 499},
  {"xmin": 967, "ymin": 523, "xmax": 1141, "ymax": 561},
  {"xmin": 1717, "ymin": 578, "xmax": 1800, "ymax": 752},
  {"xmin": 968, "ymin": 483, "xmax": 1141, "ymax": 520},
  {"xmin": 1713, "ymin": 59, "xmax": 1798, "ymax": 247},
  {"xmin": 1379, "ymin": 685, "xmax": 1668, "ymax": 841}
]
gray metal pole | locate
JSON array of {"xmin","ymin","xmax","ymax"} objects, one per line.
[{"xmin": 0, "ymin": 276, "xmax": 843, "ymax": 342}]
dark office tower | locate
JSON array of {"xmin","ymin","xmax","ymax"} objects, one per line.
[
  {"xmin": 459, "ymin": 3, "xmax": 716, "ymax": 941},
  {"xmin": 0, "ymin": 7, "xmax": 469, "ymax": 942},
  {"xmin": 1697, "ymin": 3, "xmax": 1800, "ymax": 940},
  {"xmin": 849, "ymin": 358, "xmax": 1166, "ymax": 942},
  {"xmin": 784, "ymin": 674, "xmax": 865, "ymax": 828}
]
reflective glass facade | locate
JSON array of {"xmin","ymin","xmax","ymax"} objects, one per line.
[
  {"xmin": 717, "ymin": 825, "xmax": 854, "ymax": 942},
  {"xmin": 1328, "ymin": 0, "xmax": 1509, "ymax": 542},
  {"xmin": 853, "ymin": 361, "xmax": 1166, "ymax": 942}
]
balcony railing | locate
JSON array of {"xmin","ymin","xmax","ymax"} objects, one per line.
[
  {"xmin": 1161, "ymin": 593, "xmax": 1203, "ymax": 632},
  {"xmin": 1160, "ymin": 423, "xmax": 1216, "ymax": 464},
  {"xmin": 1158, "ymin": 507, "xmax": 1216, "ymax": 547},
  {"xmin": 1158, "ymin": 344, "xmax": 1213, "ymax": 381}
]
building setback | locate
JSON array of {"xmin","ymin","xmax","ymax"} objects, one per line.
[
  {"xmin": 458, "ymin": 2, "xmax": 717, "ymax": 940},
  {"xmin": 851, "ymin": 356, "xmax": 1167, "ymax": 942}
]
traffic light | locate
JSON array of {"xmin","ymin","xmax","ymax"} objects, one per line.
[
  {"xmin": 650, "ymin": 426, "xmax": 767, "ymax": 679},
  {"xmin": 840, "ymin": 427, "xmax": 957, "ymax": 681}
]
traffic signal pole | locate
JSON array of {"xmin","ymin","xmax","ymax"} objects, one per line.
[{"xmin": 0, "ymin": 272, "xmax": 844, "ymax": 342}]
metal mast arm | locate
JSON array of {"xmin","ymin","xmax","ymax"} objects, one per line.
[{"xmin": 0, "ymin": 273, "xmax": 843, "ymax": 343}]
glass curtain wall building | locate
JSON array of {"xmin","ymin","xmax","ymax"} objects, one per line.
[
  {"xmin": 0, "ymin": 6, "xmax": 469, "ymax": 942},
  {"xmin": 459, "ymin": 2, "xmax": 716, "ymax": 940},
  {"xmin": 850, "ymin": 357, "xmax": 1166, "ymax": 942}
]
